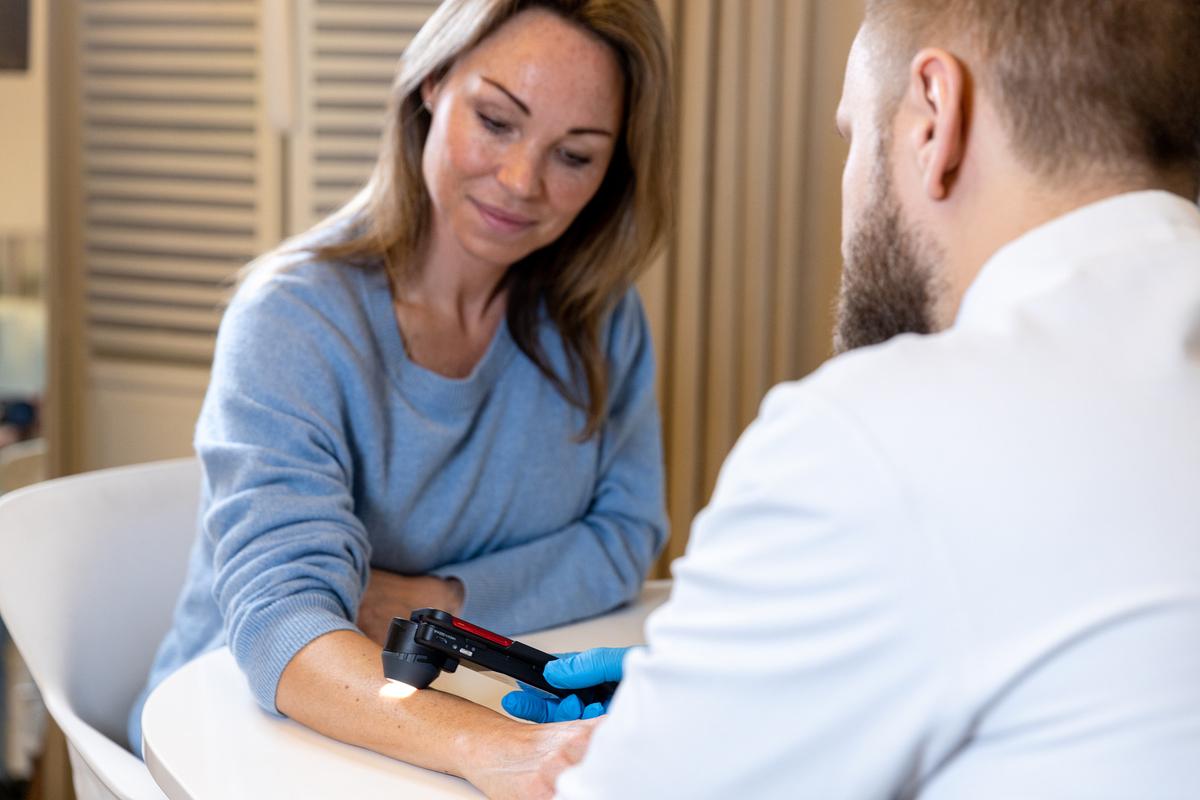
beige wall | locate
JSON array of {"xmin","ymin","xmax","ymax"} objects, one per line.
[
  {"xmin": 0, "ymin": 0, "xmax": 46, "ymax": 232},
  {"xmin": 650, "ymin": 0, "xmax": 863, "ymax": 568}
]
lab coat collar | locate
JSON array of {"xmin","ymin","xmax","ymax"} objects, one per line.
[{"xmin": 955, "ymin": 190, "xmax": 1200, "ymax": 328}]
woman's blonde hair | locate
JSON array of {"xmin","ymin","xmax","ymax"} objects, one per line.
[{"xmin": 305, "ymin": 0, "xmax": 674, "ymax": 438}]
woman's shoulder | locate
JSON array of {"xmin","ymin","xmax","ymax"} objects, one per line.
[
  {"xmin": 533, "ymin": 286, "xmax": 652, "ymax": 368},
  {"xmin": 602, "ymin": 285, "xmax": 652, "ymax": 360},
  {"xmin": 228, "ymin": 243, "xmax": 386, "ymax": 335},
  {"xmin": 235, "ymin": 246, "xmax": 367, "ymax": 309},
  {"xmin": 211, "ymin": 253, "xmax": 390, "ymax": 403}
]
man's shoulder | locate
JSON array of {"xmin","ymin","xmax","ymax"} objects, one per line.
[
  {"xmin": 710, "ymin": 335, "xmax": 945, "ymax": 499},
  {"xmin": 766, "ymin": 329, "xmax": 985, "ymax": 422},
  {"xmin": 736, "ymin": 327, "xmax": 1008, "ymax": 494}
]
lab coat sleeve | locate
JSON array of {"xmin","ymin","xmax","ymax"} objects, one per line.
[{"xmin": 555, "ymin": 380, "xmax": 952, "ymax": 799}]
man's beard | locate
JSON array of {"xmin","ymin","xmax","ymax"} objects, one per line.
[{"xmin": 833, "ymin": 163, "xmax": 944, "ymax": 355}]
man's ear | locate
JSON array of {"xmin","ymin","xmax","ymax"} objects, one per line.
[{"xmin": 902, "ymin": 48, "xmax": 967, "ymax": 201}]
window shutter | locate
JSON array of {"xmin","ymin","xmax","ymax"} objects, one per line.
[
  {"xmin": 81, "ymin": 0, "xmax": 281, "ymax": 364},
  {"xmin": 289, "ymin": 0, "xmax": 439, "ymax": 233},
  {"xmin": 77, "ymin": 0, "xmax": 282, "ymax": 467}
]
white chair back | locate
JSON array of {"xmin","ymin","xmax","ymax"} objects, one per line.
[{"xmin": 0, "ymin": 458, "xmax": 201, "ymax": 799}]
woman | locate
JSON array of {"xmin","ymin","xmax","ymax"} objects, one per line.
[{"xmin": 128, "ymin": 0, "xmax": 674, "ymax": 795}]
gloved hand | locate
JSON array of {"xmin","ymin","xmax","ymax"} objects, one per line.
[{"xmin": 501, "ymin": 646, "xmax": 633, "ymax": 723}]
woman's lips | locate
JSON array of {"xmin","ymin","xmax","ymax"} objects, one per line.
[{"xmin": 470, "ymin": 198, "xmax": 535, "ymax": 234}]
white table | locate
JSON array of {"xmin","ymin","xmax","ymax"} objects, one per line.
[{"xmin": 143, "ymin": 581, "xmax": 671, "ymax": 799}]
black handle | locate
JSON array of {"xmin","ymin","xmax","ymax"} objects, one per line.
[{"xmin": 407, "ymin": 609, "xmax": 620, "ymax": 707}]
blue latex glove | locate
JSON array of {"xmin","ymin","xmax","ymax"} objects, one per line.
[{"xmin": 501, "ymin": 646, "xmax": 632, "ymax": 723}]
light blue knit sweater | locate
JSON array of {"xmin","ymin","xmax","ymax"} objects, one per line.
[{"xmin": 127, "ymin": 254, "xmax": 667, "ymax": 752}]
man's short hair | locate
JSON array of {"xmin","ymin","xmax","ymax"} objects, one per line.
[{"xmin": 865, "ymin": 0, "xmax": 1200, "ymax": 189}]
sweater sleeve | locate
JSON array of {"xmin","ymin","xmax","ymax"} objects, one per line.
[
  {"xmin": 430, "ymin": 289, "xmax": 669, "ymax": 634},
  {"xmin": 197, "ymin": 275, "xmax": 368, "ymax": 714}
]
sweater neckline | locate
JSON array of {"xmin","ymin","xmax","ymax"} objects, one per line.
[{"xmin": 363, "ymin": 265, "xmax": 518, "ymax": 413}]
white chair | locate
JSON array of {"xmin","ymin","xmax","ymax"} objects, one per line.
[{"xmin": 0, "ymin": 458, "xmax": 201, "ymax": 800}]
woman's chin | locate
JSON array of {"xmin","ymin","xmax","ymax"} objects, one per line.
[{"xmin": 456, "ymin": 232, "xmax": 539, "ymax": 271}]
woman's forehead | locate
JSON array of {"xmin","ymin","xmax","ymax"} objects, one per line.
[{"xmin": 450, "ymin": 10, "xmax": 624, "ymax": 119}]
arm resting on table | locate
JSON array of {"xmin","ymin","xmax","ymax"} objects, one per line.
[{"xmin": 276, "ymin": 629, "xmax": 596, "ymax": 799}]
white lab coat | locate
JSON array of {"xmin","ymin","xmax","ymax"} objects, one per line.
[{"xmin": 556, "ymin": 191, "xmax": 1200, "ymax": 800}]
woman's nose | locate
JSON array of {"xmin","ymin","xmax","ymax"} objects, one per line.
[{"xmin": 496, "ymin": 147, "xmax": 542, "ymax": 199}]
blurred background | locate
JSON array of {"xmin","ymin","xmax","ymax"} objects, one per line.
[
  {"xmin": 2, "ymin": 0, "xmax": 48, "ymax": 796},
  {"xmin": 0, "ymin": 0, "xmax": 859, "ymax": 795}
]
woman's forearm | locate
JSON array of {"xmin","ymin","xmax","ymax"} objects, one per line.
[
  {"xmin": 275, "ymin": 628, "xmax": 594, "ymax": 798},
  {"xmin": 276, "ymin": 629, "xmax": 506, "ymax": 776}
]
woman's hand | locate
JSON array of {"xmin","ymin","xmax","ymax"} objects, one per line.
[
  {"xmin": 464, "ymin": 716, "xmax": 600, "ymax": 800},
  {"xmin": 357, "ymin": 569, "xmax": 465, "ymax": 646}
]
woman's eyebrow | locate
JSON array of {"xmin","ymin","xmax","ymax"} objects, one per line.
[
  {"xmin": 481, "ymin": 75, "xmax": 615, "ymax": 138},
  {"xmin": 567, "ymin": 127, "xmax": 613, "ymax": 138},
  {"xmin": 482, "ymin": 77, "xmax": 530, "ymax": 115}
]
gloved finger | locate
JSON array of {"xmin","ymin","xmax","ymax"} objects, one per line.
[
  {"xmin": 501, "ymin": 691, "xmax": 559, "ymax": 723},
  {"xmin": 552, "ymin": 693, "xmax": 584, "ymax": 722},
  {"xmin": 515, "ymin": 679, "xmax": 557, "ymax": 699},
  {"xmin": 544, "ymin": 647, "xmax": 630, "ymax": 688},
  {"xmin": 580, "ymin": 702, "xmax": 607, "ymax": 720}
]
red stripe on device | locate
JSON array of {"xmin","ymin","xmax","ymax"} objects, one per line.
[{"xmin": 451, "ymin": 617, "xmax": 513, "ymax": 647}]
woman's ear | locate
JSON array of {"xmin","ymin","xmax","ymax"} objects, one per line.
[
  {"xmin": 902, "ymin": 48, "xmax": 967, "ymax": 201},
  {"xmin": 420, "ymin": 76, "xmax": 440, "ymax": 112}
]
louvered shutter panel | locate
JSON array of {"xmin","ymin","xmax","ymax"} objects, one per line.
[
  {"xmin": 81, "ymin": 0, "xmax": 280, "ymax": 364},
  {"xmin": 79, "ymin": 0, "xmax": 281, "ymax": 467},
  {"xmin": 289, "ymin": 0, "xmax": 440, "ymax": 233}
]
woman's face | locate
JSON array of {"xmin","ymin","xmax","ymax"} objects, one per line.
[{"xmin": 420, "ymin": 9, "xmax": 625, "ymax": 271}]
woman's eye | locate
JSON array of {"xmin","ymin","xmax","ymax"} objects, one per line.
[
  {"xmin": 477, "ymin": 112, "xmax": 510, "ymax": 134},
  {"xmin": 559, "ymin": 149, "xmax": 592, "ymax": 168}
]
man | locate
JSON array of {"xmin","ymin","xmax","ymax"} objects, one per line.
[{"xmin": 505, "ymin": 0, "xmax": 1200, "ymax": 796}]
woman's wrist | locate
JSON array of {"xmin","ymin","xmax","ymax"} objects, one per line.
[
  {"xmin": 443, "ymin": 577, "xmax": 465, "ymax": 614},
  {"xmin": 458, "ymin": 716, "xmax": 599, "ymax": 798},
  {"xmin": 455, "ymin": 713, "xmax": 527, "ymax": 783}
]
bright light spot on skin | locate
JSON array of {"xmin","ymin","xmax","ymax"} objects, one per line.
[{"xmin": 379, "ymin": 680, "xmax": 418, "ymax": 700}]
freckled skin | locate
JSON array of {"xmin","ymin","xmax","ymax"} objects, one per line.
[{"xmin": 420, "ymin": 9, "xmax": 626, "ymax": 273}]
